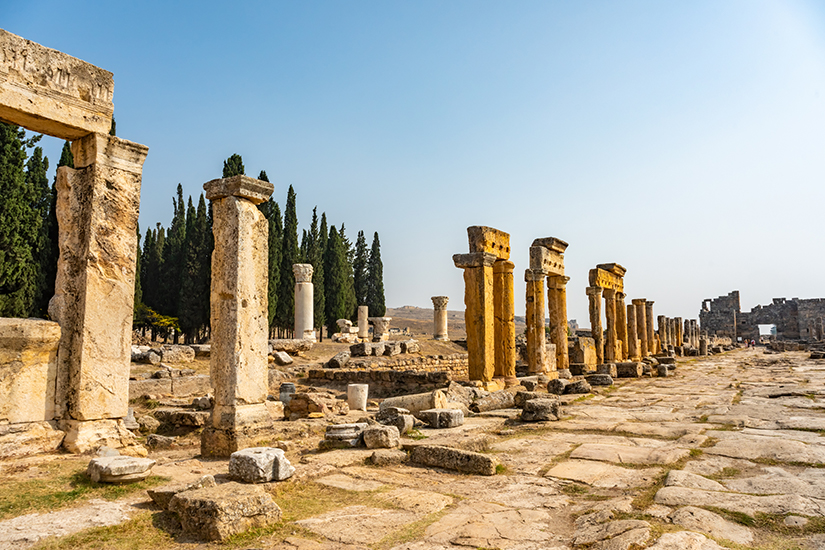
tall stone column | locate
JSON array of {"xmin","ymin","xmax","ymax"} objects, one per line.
[
  {"xmin": 547, "ymin": 275, "xmax": 570, "ymax": 372},
  {"xmin": 50, "ymin": 133, "xmax": 148, "ymax": 453},
  {"xmin": 615, "ymin": 292, "xmax": 628, "ymax": 361},
  {"xmin": 494, "ymin": 261, "xmax": 516, "ymax": 385},
  {"xmin": 454, "ymin": 252, "xmax": 496, "ymax": 385},
  {"xmin": 357, "ymin": 305, "xmax": 369, "ymax": 340},
  {"xmin": 201, "ymin": 175, "xmax": 274, "ymax": 457},
  {"xmin": 675, "ymin": 317, "xmax": 683, "ymax": 347},
  {"xmin": 658, "ymin": 316, "xmax": 668, "ymax": 349},
  {"xmin": 587, "ymin": 287, "xmax": 604, "ymax": 366},
  {"xmin": 431, "ymin": 296, "xmax": 450, "ymax": 341},
  {"xmin": 627, "ymin": 304, "xmax": 640, "ymax": 360},
  {"xmin": 645, "ymin": 301, "xmax": 655, "ymax": 355},
  {"xmin": 603, "ymin": 288, "xmax": 617, "ymax": 363},
  {"xmin": 817, "ymin": 317, "xmax": 824, "ymax": 341},
  {"xmin": 526, "ymin": 270, "xmax": 548, "ymax": 374},
  {"xmin": 293, "ymin": 264, "xmax": 315, "ymax": 341},
  {"xmin": 632, "ymin": 299, "xmax": 648, "ymax": 357},
  {"xmin": 668, "ymin": 318, "xmax": 676, "ymax": 348}
]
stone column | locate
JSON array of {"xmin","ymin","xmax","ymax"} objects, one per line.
[
  {"xmin": 526, "ymin": 270, "xmax": 548, "ymax": 374},
  {"xmin": 431, "ymin": 296, "xmax": 450, "ymax": 341},
  {"xmin": 603, "ymin": 288, "xmax": 617, "ymax": 363},
  {"xmin": 454, "ymin": 252, "xmax": 496, "ymax": 385},
  {"xmin": 369, "ymin": 317, "xmax": 392, "ymax": 341},
  {"xmin": 627, "ymin": 304, "xmax": 640, "ymax": 360},
  {"xmin": 587, "ymin": 287, "xmax": 604, "ymax": 366},
  {"xmin": 293, "ymin": 264, "xmax": 315, "ymax": 341},
  {"xmin": 668, "ymin": 318, "xmax": 676, "ymax": 349},
  {"xmin": 633, "ymin": 299, "xmax": 648, "ymax": 357},
  {"xmin": 615, "ymin": 292, "xmax": 628, "ymax": 361},
  {"xmin": 49, "ymin": 133, "xmax": 148, "ymax": 453},
  {"xmin": 494, "ymin": 261, "xmax": 517, "ymax": 386},
  {"xmin": 547, "ymin": 275, "xmax": 570, "ymax": 372},
  {"xmin": 201, "ymin": 175, "xmax": 274, "ymax": 457},
  {"xmin": 643, "ymin": 301, "xmax": 654, "ymax": 354},
  {"xmin": 658, "ymin": 315, "xmax": 668, "ymax": 349},
  {"xmin": 817, "ymin": 317, "xmax": 824, "ymax": 341},
  {"xmin": 699, "ymin": 337, "xmax": 708, "ymax": 355},
  {"xmin": 675, "ymin": 317, "xmax": 683, "ymax": 347},
  {"xmin": 357, "ymin": 305, "xmax": 369, "ymax": 340}
]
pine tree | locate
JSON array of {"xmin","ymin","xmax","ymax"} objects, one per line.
[
  {"xmin": 109, "ymin": 116, "xmax": 116, "ymax": 136},
  {"xmin": 26, "ymin": 145, "xmax": 51, "ymax": 317},
  {"xmin": 0, "ymin": 123, "xmax": 39, "ymax": 317},
  {"xmin": 223, "ymin": 154, "xmax": 244, "ymax": 178},
  {"xmin": 366, "ymin": 232, "xmax": 386, "ymax": 317},
  {"xmin": 276, "ymin": 185, "xmax": 298, "ymax": 335},
  {"xmin": 258, "ymin": 170, "xmax": 268, "ymax": 182},
  {"xmin": 352, "ymin": 230, "xmax": 369, "ymax": 308}
]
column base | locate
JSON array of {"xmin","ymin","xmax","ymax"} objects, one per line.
[
  {"xmin": 503, "ymin": 376, "xmax": 520, "ymax": 388},
  {"xmin": 0, "ymin": 421, "xmax": 65, "ymax": 459},
  {"xmin": 201, "ymin": 403, "xmax": 274, "ymax": 457},
  {"xmin": 60, "ymin": 418, "xmax": 146, "ymax": 456},
  {"xmin": 433, "ymin": 335, "xmax": 450, "ymax": 341},
  {"xmin": 302, "ymin": 330, "xmax": 317, "ymax": 342}
]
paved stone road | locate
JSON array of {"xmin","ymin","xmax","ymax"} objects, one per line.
[{"xmin": 283, "ymin": 348, "xmax": 825, "ymax": 550}]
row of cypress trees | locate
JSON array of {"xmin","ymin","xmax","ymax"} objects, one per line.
[{"xmin": 136, "ymin": 153, "xmax": 386, "ymax": 342}]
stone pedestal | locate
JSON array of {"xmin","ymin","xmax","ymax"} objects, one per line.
[
  {"xmin": 201, "ymin": 175, "xmax": 274, "ymax": 457},
  {"xmin": 699, "ymin": 337, "xmax": 708, "ymax": 356},
  {"xmin": 547, "ymin": 275, "xmax": 570, "ymax": 372},
  {"xmin": 431, "ymin": 296, "xmax": 450, "ymax": 341},
  {"xmin": 645, "ymin": 301, "xmax": 655, "ymax": 355},
  {"xmin": 369, "ymin": 317, "xmax": 392, "ymax": 342},
  {"xmin": 632, "ymin": 299, "xmax": 648, "ymax": 357},
  {"xmin": 49, "ymin": 133, "xmax": 148, "ymax": 452},
  {"xmin": 454, "ymin": 252, "xmax": 496, "ymax": 385},
  {"xmin": 587, "ymin": 287, "xmax": 604, "ymax": 366},
  {"xmin": 494, "ymin": 261, "xmax": 516, "ymax": 385},
  {"xmin": 615, "ymin": 292, "xmax": 627, "ymax": 361},
  {"xmin": 357, "ymin": 305, "xmax": 369, "ymax": 340},
  {"xmin": 627, "ymin": 304, "xmax": 640, "ymax": 361},
  {"xmin": 293, "ymin": 264, "xmax": 315, "ymax": 341},
  {"xmin": 604, "ymin": 288, "xmax": 617, "ymax": 362},
  {"xmin": 526, "ymin": 270, "xmax": 547, "ymax": 374}
]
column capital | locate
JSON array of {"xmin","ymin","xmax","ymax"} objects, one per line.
[
  {"xmin": 586, "ymin": 286, "xmax": 603, "ymax": 297},
  {"xmin": 293, "ymin": 263, "xmax": 313, "ymax": 283},
  {"xmin": 204, "ymin": 175, "xmax": 274, "ymax": 205},
  {"xmin": 453, "ymin": 252, "xmax": 497, "ymax": 269},
  {"xmin": 524, "ymin": 269, "xmax": 546, "ymax": 282},
  {"xmin": 631, "ymin": 298, "xmax": 647, "ymax": 306},
  {"xmin": 603, "ymin": 287, "xmax": 617, "ymax": 298},
  {"xmin": 431, "ymin": 296, "xmax": 449, "ymax": 310},
  {"xmin": 645, "ymin": 300, "xmax": 655, "ymax": 307},
  {"xmin": 615, "ymin": 291, "xmax": 626, "ymax": 300},
  {"xmin": 546, "ymin": 275, "xmax": 570, "ymax": 289},
  {"xmin": 493, "ymin": 259, "xmax": 515, "ymax": 274}
]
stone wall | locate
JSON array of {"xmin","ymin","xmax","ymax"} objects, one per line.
[{"xmin": 699, "ymin": 291, "xmax": 739, "ymax": 340}]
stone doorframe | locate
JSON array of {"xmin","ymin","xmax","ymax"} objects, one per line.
[{"xmin": 586, "ymin": 264, "xmax": 627, "ymax": 366}]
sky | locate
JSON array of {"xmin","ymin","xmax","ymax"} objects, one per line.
[{"xmin": 4, "ymin": 1, "xmax": 825, "ymax": 328}]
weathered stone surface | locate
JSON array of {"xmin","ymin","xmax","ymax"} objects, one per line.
[
  {"xmin": 670, "ymin": 506, "xmax": 754, "ymax": 546},
  {"xmin": 61, "ymin": 418, "xmax": 143, "ymax": 454},
  {"xmin": 565, "ymin": 380, "xmax": 592, "ymax": 394},
  {"xmin": 546, "ymin": 459, "xmax": 661, "ymax": 489},
  {"xmin": 154, "ymin": 409, "xmax": 209, "ymax": 427},
  {"xmin": 370, "ymin": 448, "xmax": 408, "ymax": 466},
  {"xmin": 0, "ymin": 29, "xmax": 114, "ymax": 140},
  {"xmin": 229, "ymin": 447, "xmax": 295, "ymax": 482},
  {"xmin": 655, "ymin": 486, "xmax": 825, "ymax": 516},
  {"xmin": 0, "ymin": 318, "xmax": 61, "ymax": 424},
  {"xmin": 328, "ymin": 351, "xmax": 350, "ymax": 368},
  {"xmin": 350, "ymin": 342, "xmax": 373, "ymax": 356},
  {"xmin": 400, "ymin": 339, "xmax": 421, "ymax": 353},
  {"xmin": 269, "ymin": 339, "xmax": 313, "ymax": 354},
  {"xmin": 571, "ymin": 444, "xmax": 689, "ymax": 465},
  {"xmin": 87, "ymin": 455, "xmax": 155, "ymax": 483},
  {"xmin": 597, "ymin": 363, "xmax": 618, "ymax": 377},
  {"xmin": 645, "ymin": 531, "xmax": 726, "ymax": 550},
  {"xmin": 190, "ymin": 344, "xmax": 211, "ymax": 357},
  {"xmin": 383, "ymin": 342, "xmax": 402, "ymax": 356},
  {"xmin": 615, "ymin": 362, "xmax": 643, "ymax": 378},
  {"xmin": 409, "ymin": 444, "xmax": 497, "ymax": 475},
  {"xmin": 296, "ymin": 505, "xmax": 418, "ymax": 545},
  {"xmin": 520, "ymin": 398, "xmax": 560, "ymax": 422},
  {"xmin": 548, "ymin": 378, "xmax": 569, "ymax": 394},
  {"xmin": 573, "ymin": 519, "xmax": 650, "ymax": 546},
  {"xmin": 586, "ymin": 374, "xmax": 614, "ymax": 386},
  {"xmin": 705, "ymin": 435, "xmax": 825, "ymax": 463},
  {"xmin": 419, "ymin": 408, "xmax": 464, "ymax": 429},
  {"xmin": 469, "ymin": 390, "xmax": 514, "ymax": 412},
  {"xmin": 380, "ymin": 390, "xmax": 447, "ymax": 416},
  {"xmin": 147, "ymin": 475, "xmax": 217, "ymax": 510},
  {"xmin": 0, "ymin": 420, "xmax": 65, "ymax": 458},
  {"xmin": 168, "ymin": 482, "xmax": 282, "ymax": 541},
  {"xmin": 514, "ymin": 391, "xmax": 546, "ymax": 408},
  {"xmin": 146, "ymin": 434, "xmax": 176, "ymax": 449},
  {"xmin": 161, "ymin": 345, "xmax": 194, "ymax": 363},
  {"xmin": 273, "ymin": 351, "xmax": 293, "ymax": 366},
  {"xmin": 363, "ymin": 425, "xmax": 401, "ymax": 449},
  {"xmin": 665, "ymin": 470, "xmax": 727, "ymax": 491}
]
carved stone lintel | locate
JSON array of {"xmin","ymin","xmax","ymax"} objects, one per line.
[
  {"xmin": 453, "ymin": 252, "xmax": 497, "ymax": 269},
  {"xmin": 204, "ymin": 175, "xmax": 274, "ymax": 205}
]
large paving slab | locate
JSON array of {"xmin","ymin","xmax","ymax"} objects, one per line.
[
  {"xmin": 296, "ymin": 506, "xmax": 420, "ymax": 545},
  {"xmin": 546, "ymin": 459, "xmax": 662, "ymax": 489},
  {"xmin": 570, "ymin": 443, "xmax": 690, "ymax": 465}
]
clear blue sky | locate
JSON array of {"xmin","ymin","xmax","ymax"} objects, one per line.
[{"xmin": 5, "ymin": 1, "xmax": 825, "ymax": 327}]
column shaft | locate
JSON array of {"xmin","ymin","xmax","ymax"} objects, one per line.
[
  {"xmin": 604, "ymin": 288, "xmax": 617, "ymax": 363},
  {"xmin": 627, "ymin": 304, "xmax": 640, "ymax": 360},
  {"xmin": 454, "ymin": 253, "xmax": 496, "ymax": 383},
  {"xmin": 616, "ymin": 292, "xmax": 628, "ymax": 361},
  {"xmin": 633, "ymin": 299, "xmax": 648, "ymax": 357},
  {"xmin": 494, "ymin": 261, "xmax": 516, "ymax": 385},
  {"xmin": 526, "ymin": 270, "xmax": 547, "ymax": 374},
  {"xmin": 645, "ymin": 301, "xmax": 655, "ymax": 355},
  {"xmin": 431, "ymin": 296, "xmax": 450, "ymax": 341},
  {"xmin": 547, "ymin": 275, "xmax": 570, "ymax": 372},
  {"xmin": 588, "ymin": 287, "xmax": 604, "ymax": 366}
]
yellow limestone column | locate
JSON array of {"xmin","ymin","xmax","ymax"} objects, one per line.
[
  {"xmin": 616, "ymin": 291, "xmax": 628, "ymax": 361},
  {"xmin": 525, "ymin": 269, "xmax": 548, "ymax": 374},
  {"xmin": 627, "ymin": 304, "xmax": 640, "ymax": 360},
  {"xmin": 547, "ymin": 275, "xmax": 570, "ymax": 374},
  {"xmin": 453, "ymin": 252, "xmax": 497, "ymax": 385},
  {"xmin": 493, "ymin": 260, "xmax": 517, "ymax": 387},
  {"xmin": 645, "ymin": 301, "xmax": 656, "ymax": 355},
  {"xmin": 633, "ymin": 299, "xmax": 648, "ymax": 357},
  {"xmin": 675, "ymin": 317, "xmax": 684, "ymax": 347},
  {"xmin": 658, "ymin": 315, "xmax": 668, "ymax": 350},
  {"xmin": 603, "ymin": 288, "xmax": 617, "ymax": 363},
  {"xmin": 587, "ymin": 286, "xmax": 604, "ymax": 366},
  {"xmin": 201, "ymin": 175, "xmax": 274, "ymax": 457}
]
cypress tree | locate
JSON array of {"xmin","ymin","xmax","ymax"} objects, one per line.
[
  {"xmin": 109, "ymin": 116, "xmax": 116, "ymax": 136},
  {"xmin": 366, "ymin": 232, "xmax": 386, "ymax": 316},
  {"xmin": 143, "ymin": 224, "xmax": 165, "ymax": 311},
  {"xmin": 0, "ymin": 123, "xmax": 38, "ymax": 317},
  {"xmin": 222, "ymin": 154, "xmax": 244, "ymax": 178},
  {"xmin": 265, "ymin": 199, "xmax": 282, "ymax": 334},
  {"xmin": 339, "ymin": 224, "xmax": 357, "ymax": 320},
  {"xmin": 134, "ymin": 223, "xmax": 143, "ymax": 306},
  {"xmin": 299, "ymin": 229, "xmax": 308, "ymax": 263},
  {"xmin": 323, "ymin": 225, "xmax": 343, "ymax": 329},
  {"xmin": 42, "ymin": 141, "xmax": 73, "ymax": 316},
  {"xmin": 276, "ymin": 185, "xmax": 298, "ymax": 335},
  {"xmin": 58, "ymin": 140, "xmax": 74, "ymax": 168},
  {"xmin": 352, "ymin": 230, "xmax": 369, "ymax": 308},
  {"xmin": 26, "ymin": 145, "xmax": 51, "ymax": 317},
  {"xmin": 177, "ymin": 197, "xmax": 201, "ymax": 341},
  {"xmin": 258, "ymin": 170, "xmax": 268, "ymax": 182},
  {"xmin": 160, "ymin": 184, "xmax": 186, "ymax": 318}
]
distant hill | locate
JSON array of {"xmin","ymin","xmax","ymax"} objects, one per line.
[{"xmin": 385, "ymin": 305, "xmax": 527, "ymax": 340}]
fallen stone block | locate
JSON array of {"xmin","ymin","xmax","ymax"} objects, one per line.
[
  {"xmin": 596, "ymin": 363, "xmax": 617, "ymax": 377},
  {"xmin": 146, "ymin": 434, "xmax": 176, "ymax": 449},
  {"xmin": 229, "ymin": 447, "xmax": 295, "ymax": 483},
  {"xmin": 520, "ymin": 398, "xmax": 560, "ymax": 422},
  {"xmin": 269, "ymin": 339, "xmax": 313, "ymax": 354},
  {"xmin": 565, "ymin": 380, "xmax": 592, "ymax": 394},
  {"xmin": 400, "ymin": 339, "xmax": 420, "ymax": 354},
  {"xmin": 349, "ymin": 342, "xmax": 373, "ymax": 356},
  {"xmin": 615, "ymin": 362, "xmax": 643, "ymax": 378},
  {"xmin": 385, "ymin": 414, "xmax": 415, "ymax": 435},
  {"xmin": 129, "ymin": 378, "xmax": 172, "ymax": 399},
  {"xmin": 547, "ymin": 378, "xmax": 569, "ymax": 395},
  {"xmin": 272, "ymin": 351, "xmax": 293, "ymax": 366},
  {"xmin": 585, "ymin": 374, "xmax": 613, "ymax": 386},
  {"xmin": 87, "ymin": 455, "xmax": 156, "ymax": 483},
  {"xmin": 469, "ymin": 390, "xmax": 515, "ymax": 413},
  {"xmin": 190, "ymin": 344, "xmax": 211, "ymax": 357},
  {"xmin": 325, "ymin": 423, "xmax": 368, "ymax": 441},
  {"xmin": 419, "ymin": 408, "xmax": 464, "ymax": 429},
  {"xmin": 657, "ymin": 364, "xmax": 669, "ymax": 377},
  {"xmin": 514, "ymin": 391, "xmax": 546, "ymax": 408},
  {"xmin": 380, "ymin": 390, "xmax": 447, "ymax": 417},
  {"xmin": 409, "ymin": 444, "xmax": 497, "ymax": 475},
  {"xmin": 161, "ymin": 345, "xmax": 195, "ymax": 363},
  {"xmin": 363, "ymin": 425, "xmax": 401, "ymax": 449},
  {"xmin": 169, "ymin": 482, "xmax": 282, "ymax": 541},
  {"xmin": 657, "ymin": 356, "xmax": 676, "ymax": 365},
  {"xmin": 557, "ymin": 369, "xmax": 572, "ymax": 379},
  {"xmin": 383, "ymin": 342, "xmax": 402, "ymax": 356},
  {"xmin": 370, "ymin": 449, "xmax": 407, "ymax": 466},
  {"xmin": 328, "ymin": 350, "xmax": 350, "ymax": 368},
  {"xmin": 0, "ymin": 421, "xmax": 65, "ymax": 458},
  {"xmin": 371, "ymin": 342, "xmax": 388, "ymax": 356},
  {"xmin": 148, "ymin": 475, "xmax": 216, "ymax": 510},
  {"xmin": 154, "ymin": 409, "xmax": 210, "ymax": 427},
  {"xmin": 569, "ymin": 363, "xmax": 592, "ymax": 376},
  {"xmin": 171, "ymin": 374, "xmax": 212, "ymax": 397}
]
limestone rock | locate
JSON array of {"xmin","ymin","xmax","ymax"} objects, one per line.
[
  {"xmin": 269, "ymin": 339, "xmax": 313, "ymax": 354},
  {"xmin": 349, "ymin": 342, "xmax": 373, "ymax": 356},
  {"xmin": 565, "ymin": 380, "xmax": 592, "ymax": 394},
  {"xmin": 0, "ymin": 421, "xmax": 65, "ymax": 458},
  {"xmin": 645, "ymin": 531, "xmax": 726, "ymax": 550},
  {"xmin": 469, "ymin": 390, "xmax": 515, "ymax": 412},
  {"xmin": 409, "ymin": 444, "xmax": 497, "ymax": 475},
  {"xmin": 154, "ymin": 409, "xmax": 209, "ymax": 427},
  {"xmin": 654, "ymin": 486, "xmax": 825, "ymax": 516},
  {"xmin": 380, "ymin": 390, "xmax": 447, "ymax": 416},
  {"xmin": 61, "ymin": 418, "xmax": 143, "ymax": 455},
  {"xmin": 168, "ymin": 482, "xmax": 282, "ymax": 541},
  {"xmin": 383, "ymin": 342, "xmax": 402, "ymax": 356},
  {"xmin": 363, "ymin": 425, "xmax": 401, "ymax": 449},
  {"xmin": 615, "ymin": 362, "xmax": 643, "ymax": 378},
  {"xmin": 147, "ymin": 475, "xmax": 217, "ymax": 510},
  {"xmin": 548, "ymin": 378, "xmax": 569, "ymax": 394},
  {"xmin": 596, "ymin": 363, "xmax": 618, "ymax": 377},
  {"xmin": 520, "ymin": 398, "xmax": 560, "ymax": 422},
  {"xmin": 573, "ymin": 519, "xmax": 650, "ymax": 546},
  {"xmin": 161, "ymin": 345, "xmax": 195, "ymax": 363},
  {"xmin": 419, "ymin": 408, "xmax": 464, "ymax": 428},
  {"xmin": 229, "ymin": 447, "xmax": 295, "ymax": 482},
  {"xmin": 586, "ymin": 374, "xmax": 614, "ymax": 386},
  {"xmin": 87, "ymin": 455, "xmax": 155, "ymax": 483},
  {"xmin": 328, "ymin": 350, "xmax": 350, "ymax": 369},
  {"xmin": 400, "ymin": 339, "xmax": 420, "ymax": 353},
  {"xmin": 137, "ymin": 415, "xmax": 160, "ymax": 434},
  {"xmin": 370, "ymin": 449, "xmax": 408, "ymax": 466},
  {"xmin": 670, "ymin": 506, "xmax": 753, "ymax": 546},
  {"xmin": 146, "ymin": 434, "xmax": 176, "ymax": 449},
  {"xmin": 557, "ymin": 368, "xmax": 572, "ymax": 379},
  {"xmin": 190, "ymin": 344, "xmax": 211, "ymax": 357},
  {"xmin": 665, "ymin": 470, "xmax": 727, "ymax": 492},
  {"xmin": 443, "ymin": 381, "xmax": 474, "ymax": 409},
  {"xmin": 514, "ymin": 391, "xmax": 546, "ymax": 408},
  {"xmin": 273, "ymin": 351, "xmax": 293, "ymax": 366}
]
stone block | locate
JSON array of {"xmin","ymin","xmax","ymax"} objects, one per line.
[
  {"xmin": 657, "ymin": 356, "xmax": 676, "ymax": 364},
  {"xmin": 467, "ymin": 225, "xmax": 510, "ymax": 260},
  {"xmin": 380, "ymin": 390, "xmax": 447, "ymax": 416},
  {"xmin": 565, "ymin": 380, "xmax": 592, "ymax": 394},
  {"xmin": 148, "ymin": 475, "xmax": 216, "ymax": 510},
  {"xmin": 557, "ymin": 369, "xmax": 572, "ymax": 379},
  {"xmin": 585, "ymin": 374, "xmax": 614, "ymax": 386},
  {"xmin": 265, "ymin": 399, "xmax": 285, "ymax": 421},
  {"xmin": 161, "ymin": 345, "xmax": 195, "ymax": 363},
  {"xmin": 269, "ymin": 339, "xmax": 313, "ymax": 354},
  {"xmin": 61, "ymin": 418, "xmax": 142, "ymax": 454},
  {"xmin": 168, "ymin": 482, "xmax": 282, "ymax": 541},
  {"xmin": 191, "ymin": 344, "xmax": 211, "ymax": 357},
  {"xmin": 401, "ymin": 339, "xmax": 420, "ymax": 353},
  {"xmin": 172, "ymin": 375, "xmax": 212, "ymax": 397},
  {"xmin": 657, "ymin": 364, "xmax": 669, "ymax": 377},
  {"xmin": 129, "ymin": 378, "xmax": 172, "ymax": 399},
  {"xmin": 570, "ymin": 337, "xmax": 597, "ymax": 368},
  {"xmin": 87, "ymin": 455, "xmax": 155, "ymax": 483},
  {"xmin": 328, "ymin": 350, "xmax": 350, "ymax": 368},
  {"xmin": 204, "ymin": 175, "xmax": 274, "ymax": 205},
  {"xmin": 469, "ymin": 390, "xmax": 515, "ymax": 412},
  {"xmin": 386, "ymin": 414, "xmax": 415, "ymax": 435},
  {"xmin": 273, "ymin": 351, "xmax": 293, "ymax": 366},
  {"xmin": 146, "ymin": 434, "xmax": 176, "ymax": 449},
  {"xmin": 325, "ymin": 423, "xmax": 368, "ymax": 441},
  {"xmin": 350, "ymin": 342, "xmax": 373, "ymax": 356},
  {"xmin": 409, "ymin": 444, "xmax": 497, "ymax": 475},
  {"xmin": 363, "ymin": 425, "xmax": 401, "ymax": 449},
  {"xmin": 370, "ymin": 449, "xmax": 407, "ymax": 466},
  {"xmin": 383, "ymin": 342, "xmax": 402, "ymax": 356},
  {"xmin": 514, "ymin": 391, "xmax": 546, "ymax": 408},
  {"xmin": 0, "ymin": 318, "xmax": 60, "ymax": 424},
  {"xmin": 229, "ymin": 447, "xmax": 295, "ymax": 483},
  {"xmin": 0, "ymin": 421, "xmax": 65, "ymax": 459},
  {"xmin": 521, "ymin": 398, "xmax": 560, "ymax": 422},
  {"xmin": 419, "ymin": 408, "xmax": 464, "ymax": 429},
  {"xmin": 569, "ymin": 363, "xmax": 591, "ymax": 376},
  {"xmin": 547, "ymin": 379, "xmax": 569, "ymax": 395},
  {"xmin": 371, "ymin": 342, "xmax": 388, "ymax": 356},
  {"xmin": 616, "ymin": 362, "xmax": 643, "ymax": 378},
  {"xmin": 596, "ymin": 363, "xmax": 618, "ymax": 377},
  {"xmin": 154, "ymin": 409, "xmax": 209, "ymax": 427}
]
